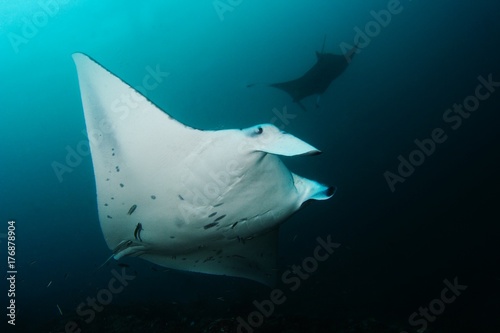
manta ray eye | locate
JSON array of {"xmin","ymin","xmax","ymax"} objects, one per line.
[{"xmin": 255, "ymin": 127, "xmax": 263, "ymax": 135}]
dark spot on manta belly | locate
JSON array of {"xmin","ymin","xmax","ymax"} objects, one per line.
[
  {"xmin": 107, "ymin": 215, "xmax": 112, "ymax": 219},
  {"xmin": 115, "ymin": 166, "xmax": 120, "ymax": 172},
  {"xmin": 104, "ymin": 203, "xmax": 108, "ymax": 207},
  {"xmin": 214, "ymin": 214, "xmax": 226, "ymax": 222},
  {"xmin": 127, "ymin": 204, "xmax": 137, "ymax": 215},
  {"xmin": 120, "ymin": 183, "xmax": 124, "ymax": 188},
  {"xmin": 208, "ymin": 212, "xmax": 217, "ymax": 218},
  {"xmin": 232, "ymin": 218, "xmax": 247, "ymax": 229},
  {"xmin": 213, "ymin": 203, "xmax": 224, "ymax": 207},
  {"xmin": 151, "ymin": 195, "xmax": 156, "ymax": 199},
  {"xmin": 204, "ymin": 222, "xmax": 219, "ymax": 230},
  {"xmin": 178, "ymin": 195, "xmax": 184, "ymax": 200}
]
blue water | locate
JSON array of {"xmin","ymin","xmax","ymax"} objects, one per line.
[{"xmin": 1, "ymin": 1, "xmax": 499, "ymax": 332}]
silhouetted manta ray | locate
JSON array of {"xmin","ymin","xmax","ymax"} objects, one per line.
[{"xmin": 249, "ymin": 40, "xmax": 358, "ymax": 111}]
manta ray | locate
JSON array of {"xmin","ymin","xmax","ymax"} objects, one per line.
[
  {"xmin": 249, "ymin": 40, "xmax": 358, "ymax": 111},
  {"xmin": 72, "ymin": 53, "xmax": 335, "ymax": 285}
]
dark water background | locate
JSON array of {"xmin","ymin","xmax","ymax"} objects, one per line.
[{"xmin": 1, "ymin": 1, "xmax": 499, "ymax": 332}]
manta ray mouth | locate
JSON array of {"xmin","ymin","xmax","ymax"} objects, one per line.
[
  {"xmin": 327, "ymin": 186, "xmax": 337, "ymax": 197},
  {"xmin": 299, "ymin": 185, "xmax": 337, "ymax": 210}
]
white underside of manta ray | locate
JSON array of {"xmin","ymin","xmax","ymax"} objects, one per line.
[{"xmin": 72, "ymin": 53, "xmax": 335, "ymax": 285}]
